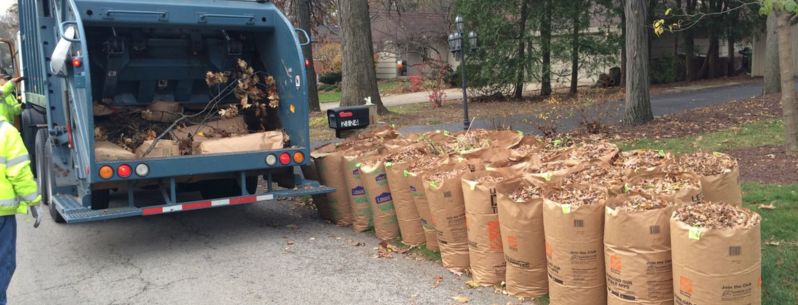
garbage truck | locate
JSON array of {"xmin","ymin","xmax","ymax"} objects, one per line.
[{"xmin": 6, "ymin": 0, "xmax": 333, "ymax": 223}]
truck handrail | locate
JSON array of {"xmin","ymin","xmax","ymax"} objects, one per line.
[
  {"xmin": 103, "ymin": 9, "xmax": 169, "ymax": 21},
  {"xmin": 295, "ymin": 28, "xmax": 311, "ymax": 46},
  {"xmin": 197, "ymin": 13, "xmax": 256, "ymax": 25},
  {"xmin": 58, "ymin": 21, "xmax": 81, "ymax": 43}
]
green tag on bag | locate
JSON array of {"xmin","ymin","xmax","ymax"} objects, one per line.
[
  {"xmin": 688, "ymin": 227, "xmax": 702, "ymax": 240},
  {"xmin": 403, "ymin": 170, "xmax": 410, "ymax": 177},
  {"xmin": 561, "ymin": 204, "xmax": 572, "ymax": 214}
]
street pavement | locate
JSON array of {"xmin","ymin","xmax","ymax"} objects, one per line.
[
  {"xmin": 9, "ymin": 79, "xmax": 781, "ymax": 305},
  {"xmin": 10, "ymin": 200, "xmax": 519, "ymax": 305}
]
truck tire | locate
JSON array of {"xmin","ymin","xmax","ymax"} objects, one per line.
[
  {"xmin": 91, "ymin": 189, "xmax": 110, "ymax": 210},
  {"xmin": 21, "ymin": 107, "xmax": 46, "ymax": 174},
  {"xmin": 34, "ymin": 129, "xmax": 49, "ymax": 205},
  {"xmin": 44, "ymin": 144, "xmax": 66, "ymax": 223}
]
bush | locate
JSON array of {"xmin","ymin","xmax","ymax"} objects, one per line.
[
  {"xmin": 650, "ymin": 57, "xmax": 684, "ymax": 84},
  {"xmin": 318, "ymin": 83, "xmax": 339, "ymax": 92},
  {"xmin": 319, "ymin": 72, "xmax": 342, "ymax": 85}
]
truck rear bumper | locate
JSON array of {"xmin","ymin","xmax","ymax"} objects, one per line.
[{"xmin": 52, "ymin": 182, "xmax": 334, "ymax": 223}]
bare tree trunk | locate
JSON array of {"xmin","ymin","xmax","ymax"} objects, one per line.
[
  {"xmin": 685, "ymin": 0, "xmax": 697, "ymax": 80},
  {"xmin": 620, "ymin": 9, "xmax": 626, "ymax": 87},
  {"xmin": 706, "ymin": 34, "xmax": 719, "ymax": 78},
  {"xmin": 541, "ymin": 0, "xmax": 553, "ymax": 96},
  {"xmin": 623, "ymin": 0, "xmax": 653, "ymax": 126},
  {"xmin": 764, "ymin": 13, "xmax": 781, "ymax": 94},
  {"xmin": 570, "ymin": 0, "xmax": 580, "ymax": 94},
  {"xmin": 339, "ymin": 0, "xmax": 389, "ymax": 114},
  {"xmin": 298, "ymin": 0, "xmax": 321, "ymax": 112},
  {"xmin": 514, "ymin": 0, "xmax": 530, "ymax": 99},
  {"xmin": 727, "ymin": 34, "xmax": 735, "ymax": 76},
  {"xmin": 776, "ymin": 11, "xmax": 798, "ymax": 154}
]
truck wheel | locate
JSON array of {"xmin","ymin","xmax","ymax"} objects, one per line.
[
  {"xmin": 91, "ymin": 189, "xmax": 110, "ymax": 210},
  {"xmin": 34, "ymin": 129, "xmax": 49, "ymax": 205},
  {"xmin": 44, "ymin": 145, "xmax": 65, "ymax": 223}
]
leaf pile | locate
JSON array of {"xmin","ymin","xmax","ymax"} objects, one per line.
[
  {"xmin": 613, "ymin": 149, "xmax": 672, "ymax": 172},
  {"xmin": 426, "ymin": 167, "xmax": 470, "ymax": 185},
  {"xmin": 563, "ymin": 163, "xmax": 624, "ymax": 187},
  {"xmin": 529, "ymin": 161, "xmax": 575, "ymax": 174},
  {"xmin": 673, "ymin": 203, "xmax": 760, "ymax": 229},
  {"xmin": 547, "ymin": 186, "xmax": 607, "ymax": 207},
  {"xmin": 627, "ymin": 173, "xmax": 700, "ymax": 196},
  {"xmin": 509, "ymin": 182, "xmax": 544, "ymax": 202},
  {"xmin": 677, "ymin": 152, "xmax": 737, "ymax": 176},
  {"xmin": 561, "ymin": 142, "xmax": 618, "ymax": 162},
  {"xmin": 616, "ymin": 194, "xmax": 670, "ymax": 212}
]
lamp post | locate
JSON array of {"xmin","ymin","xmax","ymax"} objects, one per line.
[{"xmin": 448, "ymin": 16, "xmax": 478, "ymax": 130}]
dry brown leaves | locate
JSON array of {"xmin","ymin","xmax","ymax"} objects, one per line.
[
  {"xmin": 673, "ymin": 203, "xmax": 760, "ymax": 229},
  {"xmin": 563, "ymin": 163, "xmax": 624, "ymax": 187},
  {"xmin": 614, "ymin": 149, "xmax": 672, "ymax": 171},
  {"xmin": 628, "ymin": 173, "xmax": 699, "ymax": 196},
  {"xmin": 563, "ymin": 142, "xmax": 618, "ymax": 162},
  {"xmin": 677, "ymin": 152, "xmax": 737, "ymax": 176},
  {"xmin": 547, "ymin": 186, "xmax": 607, "ymax": 207},
  {"xmin": 509, "ymin": 183, "xmax": 543, "ymax": 202},
  {"xmin": 426, "ymin": 167, "xmax": 470, "ymax": 185},
  {"xmin": 616, "ymin": 194, "xmax": 670, "ymax": 212}
]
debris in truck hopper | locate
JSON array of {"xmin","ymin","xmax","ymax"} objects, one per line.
[
  {"xmin": 265, "ymin": 75, "xmax": 280, "ymax": 109},
  {"xmin": 195, "ymin": 131, "xmax": 285, "ymax": 155},
  {"xmin": 142, "ymin": 101, "xmax": 183, "ymax": 122},
  {"xmin": 136, "ymin": 140, "xmax": 180, "ymax": 158},
  {"xmin": 95, "ymin": 141, "xmax": 136, "ymax": 161},
  {"xmin": 218, "ymin": 105, "xmax": 240, "ymax": 119}
]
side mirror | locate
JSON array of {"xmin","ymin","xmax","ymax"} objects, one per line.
[{"xmin": 0, "ymin": 40, "xmax": 17, "ymax": 79}]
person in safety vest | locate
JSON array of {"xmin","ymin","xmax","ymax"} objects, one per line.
[
  {"xmin": 0, "ymin": 75, "xmax": 23, "ymax": 125},
  {"xmin": 0, "ymin": 115, "xmax": 41, "ymax": 305}
]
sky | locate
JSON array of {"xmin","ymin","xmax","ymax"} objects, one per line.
[{"xmin": 0, "ymin": 0, "xmax": 12, "ymax": 13}]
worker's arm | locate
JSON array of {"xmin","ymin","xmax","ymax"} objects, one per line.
[
  {"xmin": 1, "ymin": 122, "xmax": 41, "ymax": 210},
  {"xmin": 0, "ymin": 81, "xmax": 14, "ymax": 97}
]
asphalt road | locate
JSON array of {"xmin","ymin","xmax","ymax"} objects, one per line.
[{"xmin": 9, "ymin": 200, "xmax": 520, "ymax": 305}]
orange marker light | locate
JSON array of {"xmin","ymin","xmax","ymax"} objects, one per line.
[
  {"xmin": 99, "ymin": 165, "xmax": 114, "ymax": 179},
  {"xmin": 293, "ymin": 151, "xmax": 304, "ymax": 164}
]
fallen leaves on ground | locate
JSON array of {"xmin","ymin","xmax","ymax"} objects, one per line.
[
  {"xmin": 432, "ymin": 275, "xmax": 443, "ymax": 288},
  {"xmin": 758, "ymin": 203, "xmax": 776, "ymax": 210},
  {"xmin": 451, "ymin": 295, "xmax": 470, "ymax": 303}
]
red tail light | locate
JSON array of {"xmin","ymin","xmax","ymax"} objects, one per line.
[
  {"xmin": 305, "ymin": 59, "xmax": 311, "ymax": 67},
  {"xmin": 279, "ymin": 152, "xmax": 291, "ymax": 165},
  {"xmin": 117, "ymin": 164, "xmax": 132, "ymax": 178},
  {"xmin": 71, "ymin": 57, "xmax": 82, "ymax": 68}
]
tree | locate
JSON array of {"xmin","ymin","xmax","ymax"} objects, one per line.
[
  {"xmin": 297, "ymin": 0, "xmax": 321, "ymax": 112},
  {"xmin": 541, "ymin": 0, "xmax": 553, "ymax": 96},
  {"xmin": 623, "ymin": 0, "xmax": 653, "ymax": 125},
  {"xmin": 569, "ymin": 0, "xmax": 582, "ymax": 94},
  {"xmin": 764, "ymin": 12, "xmax": 781, "ymax": 94},
  {"xmin": 338, "ymin": 0, "xmax": 389, "ymax": 113},
  {"xmin": 514, "ymin": 0, "xmax": 532, "ymax": 99},
  {"xmin": 770, "ymin": 3, "xmax": 798, "ymax": 153}
]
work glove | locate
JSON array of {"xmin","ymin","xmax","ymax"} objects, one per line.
[{"xmin": 30, "ymin": 205, "xmax": 42, "ymax": 228}]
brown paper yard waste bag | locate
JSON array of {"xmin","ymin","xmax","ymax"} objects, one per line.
[
  {"xmin": 360, "ymin": 159, "xmax": 400, "ymax": 241},
  {"xmin": 408, "ymin": 156, "xmax": 449, "ymax": 252},
  {"xmin": 676, "ymin": 152, "xmax": 743, "ymax": 206},
  {"xmin": 95, "ymin": 141, "xmax": 136, "ymax": 161},
  {"xmin": 343, "ymin": 150, "xmax": 374, "ymax": 232},
  {"xmin": 136, "ymin": 140, "xmax": 180, "ymax": 158},
  {"xmin": 424, "ymin": 163, "xmax": 471, "ymax": 273},
  {"xmin": 461, "ymin": 170, "xmax": 519, "ymax": 285},
  {"xmin": 384, "ymin": 161, "xmax": 425, "ymax": 245},
  {"xmin": 604, "ymin": 193, "xmax": 675, "ymax": 305},
  {"xmin": 670, "ymin": 203, "xmax": 761, "ymax": 305},
  {"xmin": 311, "ymin": 144, "xmax": 353, "ymax": 225},
  {"xmin": 543, "ymin": 185, "xmax": 607, "ymax": 305},
  {"xmin": 496, "ymin": 177, "xmax": 549, "ymax": 298}
]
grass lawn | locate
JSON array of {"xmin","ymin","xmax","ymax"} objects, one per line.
[
  {"xmin": 618, "ymin": 119, "xmax": 784, "ymax": 154},
  {"xmin": 616, "ymin": 119, "xmax": 797, "ymax": 305},
  {"xmin": 317, "ymin": 79, "xmax": 411, "ymax": 104}
]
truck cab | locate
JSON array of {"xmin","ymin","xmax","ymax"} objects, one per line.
[{"xmin": 9, "ymin": 0, "xmax": 332, "ymax": 223}]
